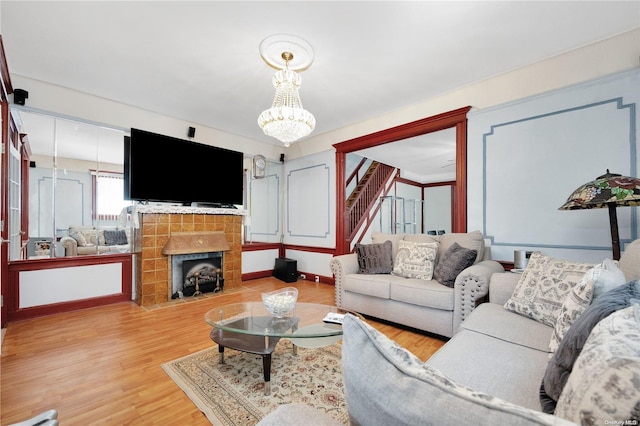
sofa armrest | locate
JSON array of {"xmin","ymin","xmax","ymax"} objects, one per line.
[
  {"xmin": 489, "ymin": 272, "xmax": 521, "ymax": 305},
  {"xmin": 60, "ymin": 236, "xmax": 78, "ymax": 256},
  {"xmin": 453, "ymin": 260, "xmax": 505, "ymax": 333},
  {"xmin": 329, "ymin": 253, "xmax": 359, "ymax": 308}
]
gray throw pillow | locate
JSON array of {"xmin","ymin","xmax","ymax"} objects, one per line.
[
  {"xmin": 104, "ymin": 229, "xmax": 128, "ymax": 246},
  {"xmin": 433, "ymin": 242, "xmax": 477, "ymax": 287},
  {"xmin": 355, "ymin": 240, "xmax": 393, "ymax": 274},
  {"xmin": 540, "ymin": 280, "xmax": 640, "ymax": 414}
]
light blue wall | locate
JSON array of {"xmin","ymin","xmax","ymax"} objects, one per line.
[{"xmin": 468, "ymin": 69, "xmax": 639, "ymax": 263}]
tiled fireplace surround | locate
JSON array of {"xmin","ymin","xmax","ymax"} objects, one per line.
[{"xmin": 133, "ymin": 206, "xmax": 244, "ymax": 307}]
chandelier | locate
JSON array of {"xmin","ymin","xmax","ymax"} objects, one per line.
[{"xmin": 257, "ymin": 35, "xmax": 316, "ymax": 147}]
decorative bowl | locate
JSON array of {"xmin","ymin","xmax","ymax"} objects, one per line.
[{"xmin": 262, "ymin": 287, "xmax": 298, "ymax": 318}]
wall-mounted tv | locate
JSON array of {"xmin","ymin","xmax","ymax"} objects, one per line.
[{"xmin": 124, "ymin": 128, "xmax": 244, "ymax": 206}]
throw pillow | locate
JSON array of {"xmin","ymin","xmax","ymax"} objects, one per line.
[
  {"xmin": 555, "ymin": 305, "xmax": 640, "ymax": 423},
  {"xmin": 392, "ymin": 240, "xmax": 438, "ymax": 280},
  {"xmin": 504, "ymin": 252, "xmax": 593, "ymax": 327},
  {"xmin": 438, "ymin": 230, "xmax": 485, "ymax": 265},
  {"xmin": 433, "ymin": 242, "xmax": 477, "ymax": 288},
  {"xmin": 548, "ymin": 261, "xmax": 608, "ymax": 355},
  {"xmin": 69, "ymin": 229, "xmax": 88, "ymax": 247},
  {"xmin": 371, "ymin": 232, "xmax": 405, "ymax": 261},
  {"xmin": 540, "ymin": 280, "xmax": 640, "ymax": 414},
  {"xmin": 355, "ymin": 240, "xmax": 393, "ymax": 274},
  {"xmin": 341, "ymin": 314, "xmax": 566, "ymax": 426},
  {"xmin": 592, "ymin": 258, "xmax": 627, "ymax": 299},
  {"xmin": 104, "ymin": 229, "xmax": 129, "ymax": 246}
]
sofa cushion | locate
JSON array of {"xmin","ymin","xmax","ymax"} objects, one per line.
[
  {"xmin": 392, "ymin": 240, "xmax": 438, "ymax": 280},
  {"xmin": 504, "ymin": 252, "xmax": 593, "ymax": 327},
  {"xmin": 433, "ymin": 242, "xmax": 477, "ymax": 288},
  {"xmin": 104, "ymin": 229, "xmax": 128, "ymax": 246},
  {"xmin": 341, "ymin": 314, "xmax": 571, "ymax": 426},
  {"xmin": 460, "ymin": 303, "xmax": 552, "ymax": 352},
  {"xmin": 540, "ymin": 281, "xmax": 640, "ymax": 414},
  {"xmin": 554, "ymin": 305, "xmax": 640, "ymax": 424},
  {"xmin": 389, "ymin": 278, "xmax": 454, "ymax": 311},
  {"xmin": 438, "ymin": 230, "xmax": 484, "ymax": 265},
  {"xmin": 343, "ymin": 274, "xmax": 391, "ymax": 299},
  {"xmin": 427, "ymin": 324, "xmax": 551, "ymax": 410}
]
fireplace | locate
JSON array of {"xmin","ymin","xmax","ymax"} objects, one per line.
[
  {"xmin": 171, "ymin": 253, "xmax": 224, "ymax": 298},
  {"xmin": 132, "ymin": 207, "xmax": 244, "ymax": 307}
]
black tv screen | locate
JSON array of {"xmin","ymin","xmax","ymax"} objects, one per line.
[{"xmin": 124, "ymin": 128, "xmax": 244, "ymax": 206}]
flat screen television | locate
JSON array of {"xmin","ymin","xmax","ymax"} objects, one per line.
[{"xmin": 124, "ymin": 128, "xmax": 244, "ymax": 206}]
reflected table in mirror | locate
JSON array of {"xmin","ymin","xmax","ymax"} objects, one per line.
[{"xmin": 204, "ymin": 302, "xmax": 346, "ymax": 395}]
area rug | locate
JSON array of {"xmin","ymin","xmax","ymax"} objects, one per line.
[{"xmin": 162, "ymin": 341, "xmax": 347, "ymax": 425}]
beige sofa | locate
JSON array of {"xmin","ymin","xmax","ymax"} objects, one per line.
[
  {"xmin": 60, "ymin": 225, "xmax": 131, "ymax": 256},
  {"xmin": 329, "ymin": 231, "xmax": 504, "ymax": 337}
]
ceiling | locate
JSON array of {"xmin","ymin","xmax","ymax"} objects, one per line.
[{"xmin": 2, "ymin": 1, "xmax": 639, "ymax": 181}]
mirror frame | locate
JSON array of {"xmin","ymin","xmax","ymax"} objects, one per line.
[{"xmin": 333, "ymin": 106, "xmax": 471, "ymax": 255}]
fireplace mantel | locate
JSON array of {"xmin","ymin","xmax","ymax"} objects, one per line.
[{"xmin": 162, "ymin": 231, "xmax": 230, "ymax": 255}]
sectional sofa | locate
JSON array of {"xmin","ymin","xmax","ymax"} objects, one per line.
[{"xmin": 259, "ymin": 240, "xmax": 640, "ymax": 425}]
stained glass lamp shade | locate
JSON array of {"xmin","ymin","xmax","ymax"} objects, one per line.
[{"xmin": 559, "ymin": 170, "xmax": 640, "ymax": 260}]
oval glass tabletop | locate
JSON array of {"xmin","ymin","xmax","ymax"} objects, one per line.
[{"xmin": 204, "ymin": 302, "xmax": 345, "ymax": 339}]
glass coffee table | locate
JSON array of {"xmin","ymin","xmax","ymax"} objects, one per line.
[{"xmin": 204, "ymin": 302, "xmax": 346, "ymax": 395}]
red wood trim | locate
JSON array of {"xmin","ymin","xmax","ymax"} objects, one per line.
[
  {"xmin": 333, "ymin": 106, "xmax": 471, "ymax": 255},
  {"xmin": 241, "ymin": 242, "xmax": 281, "ymax": 252},
  {"xmin": 242, "ymin": 270, "xmax": 274, "ymax": 281},
  {"xmin": 345, "ymin": 157, "xmax": 368, "ymax": 187},
  {"xmin": 283, "ymin": 244, "xmax": 336, "ymax": 255},
  {"xmin": 7, "ymin": 254, "xmax": 132, "ymax": 322},
  {"xmin": 333, "ymin": 106, "xmax": 472, "ymax": 153},
  {"xmin": 335, "ymin": 151, "xmax": 347, "ymax": 254},
  {"xmin": 454, "ymin": 119, "xmax": 468, "ymax": 233},
  {"xmin": 1, "ymin": 102, "xmax": 10, "ymax": 327}
]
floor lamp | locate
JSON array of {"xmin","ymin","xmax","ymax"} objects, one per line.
[{"xmin": 559, "ymin": 170, "xmax": 640, "ymax": 260}]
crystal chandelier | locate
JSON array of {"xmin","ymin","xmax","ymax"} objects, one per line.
[{"xmin": 257, "ymin": 36, "xmax": 315, "ymax": 147}]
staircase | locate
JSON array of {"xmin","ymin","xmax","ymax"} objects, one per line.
[{"xmin": 345, "ymin": 161, "xmax": 396, "ymax": 242}]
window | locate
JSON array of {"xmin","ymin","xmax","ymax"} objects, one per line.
[{"xmin": 93, "ymin": 172, "xmax": 130, "ymax": 221}]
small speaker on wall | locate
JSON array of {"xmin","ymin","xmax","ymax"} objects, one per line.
[
  {"xmin": 30, "ymin": 160, "xmax": 36, "ymax": 168},
  {"xmin": 280, "ymin": 153, "xmax": 285, "ymax": 162},
  {"xmin": 14, "ymin": 89, "xmax": 28, "ymax": 105},
  {"xmin": 188, "ymin": 126, "xmax": 196, "ymax": 138}
]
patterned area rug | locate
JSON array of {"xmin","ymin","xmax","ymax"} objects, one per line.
[{"xmin": 162, "ymin": 341, "xmax": 347, "ymax": 425}]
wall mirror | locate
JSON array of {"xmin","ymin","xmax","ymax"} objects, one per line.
[
  {"xmin": 12, "ymin": 108, "xmax": 131, "ymax": 260},
  {"xmin": 334, "ymin": 107, "xmax": 470, "ymax": 254}
]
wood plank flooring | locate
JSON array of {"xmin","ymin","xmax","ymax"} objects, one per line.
[{"xmin": 1, "ymin": 278, "xmax": 446, "ymax": 425}]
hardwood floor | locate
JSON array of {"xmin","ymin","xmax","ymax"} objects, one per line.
[{"xmin": 1, "ymin": 278, "xmax": 446, "ymax": 425}]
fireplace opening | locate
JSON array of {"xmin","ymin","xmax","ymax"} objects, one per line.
[{"xmin": 170, "ymin": 252, "xmax": 223, "ymax": 299}]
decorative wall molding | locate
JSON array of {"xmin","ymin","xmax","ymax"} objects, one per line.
[{"xmin": 287, "ymin": 163, "xmax": 331, "ymax": 238}]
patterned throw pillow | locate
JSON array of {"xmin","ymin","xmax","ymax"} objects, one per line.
[
  {"xmin": 392, "ymin": 240, "xmax": 438, "ymax": 280},
  {"xmin": 433, "ymin": 242, "xmax": 477, "ymax": 288},
  {"xmin": 548, "ymin": 259, "xmax": 626, "ymax": 355},
  {"xmin": 555, "ymin": 304, "xmax": 640, "ymax": 423},
  {"xmin": 355, "ymin": 240, "xmax": 393, "ymax": 274},
  {"xmin": 69, "ymin": 229, "xmax": 88, "ymax": 247},
  {"xmin": 504, "ymin": 252, "xmax": 593, "ymax": 327}
]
